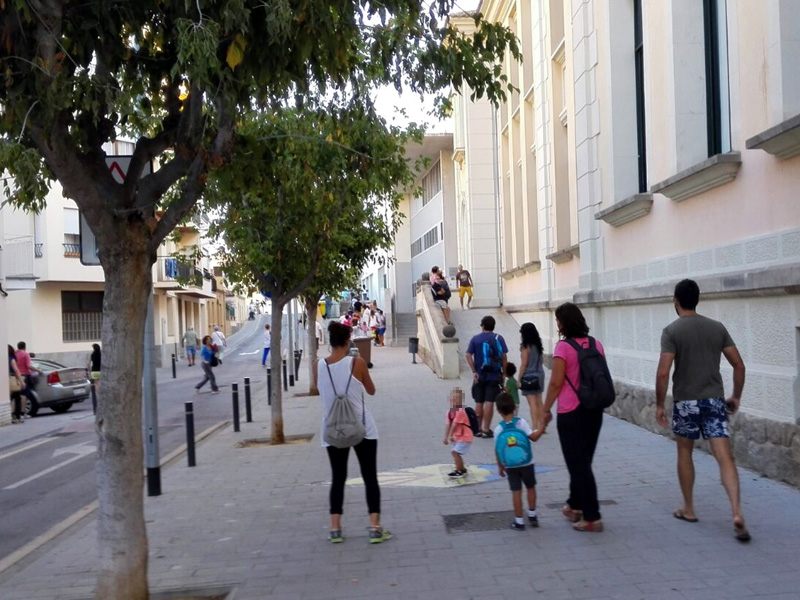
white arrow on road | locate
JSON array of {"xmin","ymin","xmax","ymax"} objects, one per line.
[{"xmin": 3, "ymin": 441, "xmax": 96, "ymax": 490}]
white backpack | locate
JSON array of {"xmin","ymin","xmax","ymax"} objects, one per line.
[{"xmin": 322, "ymin": 360, "xmax": 366, "ymax": 448}]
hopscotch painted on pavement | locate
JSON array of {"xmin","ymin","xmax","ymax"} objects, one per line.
[{"xmin": 341, "ymin": 463, "xmax": 557, "ymax": 488}]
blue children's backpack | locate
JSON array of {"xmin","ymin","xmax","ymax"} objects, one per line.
[
  {"xmin": 495, "ymin": 417, "xmax": 533, "ymax": 468},
  {"xmin": 480, "ymin": 334, "xmax": 503, "ymax": 376}
]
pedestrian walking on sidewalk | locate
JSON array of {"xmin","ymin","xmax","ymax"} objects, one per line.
[
  {"xmin": 195, "ymin": 336, "xmax": 219, "ymax": 394},
  {"xmin": 495, "ymin": 392, "xmax": 543, "ymax": 530},
  {"xmin": 655, "ymin": 279, "xmax": 750, "ymax": 542},
  {"xmin": 8, "ymin": 345, "xmax": 26, "ymax": 424},
  {"xmin": 262, "ymin": 324, "xmax": 271, "ymax": 367},
  {"xmin": 543, "ymin": 303, "xmax": 608, "ymax": 533},
  {"xmin": 87, "ymin": 343, "xmax": 102, "ymax": 395},
  {"xmin": 456, "ymin": 264, "xmax": 474, "ymax": 309},
  {"xmin": 444, "ymin": 387, "xmax": 474, "ymax": 477},
  {"xmin": 519, "ymin": 322, "xmax": 546, "ymax": 431},
  {"xmin": 466, "ymin": 315, "xmax": 509, "ymax": 437},
  {"xmin": 313, "ymin": 321, "xmax": 391, "ymax": 545},
  {"xmin": 182, "ymin": 326, "xmax": 198, "ymax": 366},
  {"xmin": 211, "ymin": 326, "xmax": 227, "ymax": 365},
  {"xmin": 15, "ymin": 341, "xmax": 43, "ymax": 412}
]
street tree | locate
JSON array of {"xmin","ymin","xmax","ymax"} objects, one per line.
[
  {"xmin": 207, "ymin": 105, "xmax": 417, "ymax": 437},
  {"xmin": 0, "ymin": 2, "xmax": 518, "ymax": 598}
]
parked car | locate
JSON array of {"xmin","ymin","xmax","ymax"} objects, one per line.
[{"xmin": 24, "ymin": 359, "xmax": 91, "ymax": 416}]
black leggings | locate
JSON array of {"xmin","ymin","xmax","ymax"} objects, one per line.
[
  {"xmin": 557, "ymin": 405, "xmax": 603, "ymax": 522},
  {"xmin": 326, "ymin": 438, "xmax": 380, "ymax": 515}
]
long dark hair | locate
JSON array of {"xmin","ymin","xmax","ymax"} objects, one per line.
[
  {"xmin": 555, "ymin": 302, "xmax": 590, "ymax": 339},
  {"xmin": 519, "ymin": 322, "xmax": 543, "ymax": 354},
  {"xmin": 8, "ymin": 344, "xmax": 15, "ymax": 360}
]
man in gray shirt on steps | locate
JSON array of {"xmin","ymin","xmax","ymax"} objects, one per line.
[{"xmin": 655, "ymin": 279, "xmax": 749, "ymax": 542}]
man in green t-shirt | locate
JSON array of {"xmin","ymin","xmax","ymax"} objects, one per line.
[
  {"xmin": 655, "ymin": 279, "xmax": 749, "ymax": 542},
  {"xmin": 182, "ymin": 326, "xmax": 199, "ymax": 367}
]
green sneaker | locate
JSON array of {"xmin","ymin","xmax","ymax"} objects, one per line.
[
  {"xmin": 368, "ymin": 527, "xmax": 393, "ymax": 544},
  {"xmin": 328, "ymin": 529, "xmax": 343, "ymax": 544}
]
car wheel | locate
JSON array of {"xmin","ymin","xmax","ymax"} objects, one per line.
[
  {"xmin": 25, "ymin": 395, "xmax": 40, "ymax": 417},
  {"xmin": 51, "ymin": 402, "xmax": 74, "ymax": 414}
]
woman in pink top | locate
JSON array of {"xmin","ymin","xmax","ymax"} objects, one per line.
[{"xmin": 543, "ymin": 303, "xmax": 605, "ymax": 532}]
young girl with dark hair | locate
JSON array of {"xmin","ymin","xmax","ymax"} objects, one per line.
[
  {"xmin": 314, "ymin": 322, "xmax": 391, "ymax": 544},
  {"xmin": 543, "ymin": 302, "xmax": 606, "ymax": 533},
  {"xmin": 519, "ymin": 322, "xmax": 546, "ymax": 430}
]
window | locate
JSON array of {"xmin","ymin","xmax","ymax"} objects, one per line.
[
  {"xmin": 704, "ymin": 0, "xmax": 731, "ymax": 156},
  {"xmin": 634, "ymin": 0, "xmax": 648, "ymax": 192},
  {"xmin": 63, "ymin": 208, "xmax": 80, "ymax": 257},
  {"xmin": 62, "ymin": 291, "xmax": 104, "ymax": 342},
  {"xmin": 421, "ymin": 161, "xmax": 441, "ymax": 206},
  {"xmin": 410, "ymin": 223, "xmax": 442, "ymax": 257}
]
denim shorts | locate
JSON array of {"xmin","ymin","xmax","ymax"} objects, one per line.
[
  {"xmin": 672, "ymin": 398, "xmax": 729, "ymax": 440},
  {"xmin": 451, "ymin": 441, "xmax": 471, "ymax": 456}
]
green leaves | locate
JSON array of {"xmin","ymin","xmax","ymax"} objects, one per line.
[
  {"xmin": 173, "ymin": 18, "xmax": 222, "ymax": 82},
  {"xmin": 0, "ymin": 140, "xmax": 51, "ymax": 212}
]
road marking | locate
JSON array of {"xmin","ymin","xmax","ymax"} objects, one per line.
[
  {"xmin": 0, "ymin": 437, "xmax": 55, "ymax": 463},
  {"xmin": 3, "ymin": 442, "xmax": 96, "ymax": 490},
  {"xmin": 238, "ymin": 349, "xmax": 260, "ymax": 355}
]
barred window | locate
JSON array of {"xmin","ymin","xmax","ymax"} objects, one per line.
[
  {"xmin": 410, "ymin": 223, "xmax": 442, "ymax": 257},
  {"xmin": 411, "ymin": 238, "xmax": 423, "ymax": 257},
  {"xmin": 421, "ymin": 161, "xmax": 441, "ymax": 206},
  {"xmin": 62, "ymin": 291, "xmax": 104, "ymax": 342}
]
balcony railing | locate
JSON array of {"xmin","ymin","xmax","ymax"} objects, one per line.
[
  {"xmin": 157, "ymin": 257, "xmax": 204, "ymax": 288},
  {"xmin": 63, "ymin": 243, "xmax": 81, "ymax": 257}
]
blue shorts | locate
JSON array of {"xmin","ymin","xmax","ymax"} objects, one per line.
[
  {"xmin": 186, "ymin": 346, "xmax": 197, "ymax": 356},
  {"xmin": 672, "ymin": 398, "xmax": 729, "ymax": 440}
]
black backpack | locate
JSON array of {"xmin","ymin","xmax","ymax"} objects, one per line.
[
  {"xmin": 464, "ymin": 407, "xmax": 480, "ymax": 435},
  {"xmin": 563, "ymin": 337, "xmax": 615, "ymax": 410}
]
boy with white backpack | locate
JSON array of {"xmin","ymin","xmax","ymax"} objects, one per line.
[{"xmin": 494, "ymin": 392, "xmax": 544, "ymax": 530}]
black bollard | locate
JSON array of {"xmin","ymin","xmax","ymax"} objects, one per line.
[
  {"xmin": 171, "ymin": 354, "xmax": 177, "ymax": 379},
  {"xmin": 294, "ymin": 350, "xmax": 301, "ymax": 380},
  {"xmin": 232, "ymin": 382, "xmax": 240, "ymax": 433},
  {"xmin": 282, "ymin": 359, "xmax": 288, "ymax": 391},
  {"xmin": 244, "ymin": 377, "xmax": 253, "ymax": 423},
  {"xmin": 267, "ymin": 367, "xmax": 272, "ymax": 405},
  {"xmin": 90, "ymin": 380, "xmax": 97, "ymax": 415},
  {"xmin": 185, "ymin": 401, "xmax": 196, "ymax": 467}
]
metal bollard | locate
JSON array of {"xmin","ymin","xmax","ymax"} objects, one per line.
[
  {"xmin": 232, "ymin": 382, "xmax": 240, "ymax": 433},
  {"xmin": 244, "ymin": 377, "xmax": 252, "ymax": 423},
  {"xmin": 185, "ymin": 401, "xmax": 196, "ymax": 467},
  {"xmin": 282, "ymin": 359, "xmax": 288, "ymax": 391},
  {"xmin": 294, "ymin": 350, "xmax": 301, "ymax": 380},
  {"xmin": 267, "ymin": 367, "xmax": 272, "ymax": 405},
  {"xmin": 171, "ymin": 354, "xmax": 177, "ymax": 379}
]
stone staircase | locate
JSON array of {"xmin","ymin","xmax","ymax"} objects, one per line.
[{"xmin": 390, "ymin": 312, "xmax": 417, "ymax": 347}]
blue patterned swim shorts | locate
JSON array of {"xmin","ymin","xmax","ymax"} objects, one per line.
[{"xmin": 672, "ymin": 398, "xmax": 729, "ymax": 440}]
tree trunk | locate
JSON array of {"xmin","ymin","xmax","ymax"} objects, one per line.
[
  {"xmin": 94, "ymin": 237, "xmax": 152, "ymax": 600},
  {"xmin": 269, "ymin": 299, "xmax": 285, "ymax": 444},
  {"xmin": 304, "ymin": 297, "xmax": 320, "ymax": 395}
]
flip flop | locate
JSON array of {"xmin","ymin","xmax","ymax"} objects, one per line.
[
  {"xmin": 734, "ymin": 519, "xmax": 751, "ymax": 542},
  {"xmin": 673, "ymin": 510, "xmax": 698, "ymax": 523}
]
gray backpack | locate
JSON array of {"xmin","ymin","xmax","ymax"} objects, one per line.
[{"xmin": 322, "ymin": 360, "xmax": 366, "ymax": 448}]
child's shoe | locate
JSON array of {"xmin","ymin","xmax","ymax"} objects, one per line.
[
  {"xmin": 447, "ymin": 469, "xmax": 467, "ymax": 478},
  {"xmin": 509, "ymin": 521, "xmax": 525, "ymax": 531},
  {"xmin": 528, "ymin": 515, "xmax": 539, "ymax": 527}
]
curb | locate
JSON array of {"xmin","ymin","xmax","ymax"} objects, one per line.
[{"xmin": 0, "ymin": 420, "xmax": 229, "ymax": 577}]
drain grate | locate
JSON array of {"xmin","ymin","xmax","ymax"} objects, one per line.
[
  {"xmin": 443, "ymin": 511, "xmax": 516, "ymax": 533},
  {"xmin": 236, "ymin": 434, "xmax": 314, "ymax": 448},
  {"xmin": 545, "ymin": 500, "xmax": 617, "ymax": 509}
]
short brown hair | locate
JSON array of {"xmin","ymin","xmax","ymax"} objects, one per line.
[{"xmin": 495, "ymin": 392, "xmax": 516, "ymax": 416}]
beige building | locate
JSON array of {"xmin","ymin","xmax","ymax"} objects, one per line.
[{"xmin": 456, "ymin": 0, "xmax": 800, "ymax": 483}]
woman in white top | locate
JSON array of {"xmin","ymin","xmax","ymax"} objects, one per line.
[{"xmin": 313, "ymin": 321, "xmax": 391, "ymax": 544}]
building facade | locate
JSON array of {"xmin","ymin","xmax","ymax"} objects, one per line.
[{"xmin": 466, "ymin": 0, "xmax": 800, "ymax": 483}]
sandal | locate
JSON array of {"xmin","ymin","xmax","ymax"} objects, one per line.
[
  {"xmin": 561, "ymin": 505, "xmax": 582, "ymax": 523},
  {"xmin": 733, "ymin": 518, "xmax": 751, "ymax": 542},
  {"xmin": 673, "ymin": 509, "xmax": 698, "ymax": 523},
  {"xmin": 573, "ymin": 520, "xmax": 603, "ymax": 533}
]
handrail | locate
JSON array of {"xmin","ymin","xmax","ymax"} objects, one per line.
[{"xmin": 415, "ymin": 280, "xmax": 459, "ymax": 378}]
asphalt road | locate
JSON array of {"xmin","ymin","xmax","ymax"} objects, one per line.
[{"xmin": 0, "ymin": 313, "xmax": 307, "ymax": 562}]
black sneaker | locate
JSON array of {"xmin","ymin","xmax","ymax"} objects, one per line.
[
  {"xmin": 329, "ymin": 529, "xmax": 343, "ymax": 544},
  {"xmin": 474, "ymin": 431, "xmax": 484, "ymax": 438},
  {"xmin": 483, "ymin": 430, "xmax": 494, "ymax": 438},
  {"xmin": 510, "ymin": 521, "xmax": 525, "ymax": 531},
  {"xmin": 528, "ymin": 515, "xmax": 539, "ymax": 527},
  {"xmin": 448, "ymin": 469, "xmax": 467, "ymax": 478}
]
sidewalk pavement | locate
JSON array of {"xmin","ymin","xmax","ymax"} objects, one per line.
[{"xmin": 1, "ymin": 344, "xmax": 799, "ymax": 600}]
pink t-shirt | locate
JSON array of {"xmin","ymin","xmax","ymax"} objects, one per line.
[
  {"xmin": 446, "ymin": 408, "xmax": 474, "ymax": 442},
  {"xmin": 14, "ymin": 350, "xmax": 32, "ymax": 376},
  {"xmin": 552, "ymin": 337, "xmax": 606, "ymax": 414}
]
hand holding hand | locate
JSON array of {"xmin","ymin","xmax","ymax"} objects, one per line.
[{"xmin": 544, "ymin": 411, "xmax": 553, "ymax": 426}]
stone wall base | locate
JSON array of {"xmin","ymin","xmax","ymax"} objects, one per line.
[{"xmin": 609, "ymin": 380, "xmax": 800, "ymax": 488}]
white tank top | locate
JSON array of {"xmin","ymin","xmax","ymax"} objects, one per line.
[{"xmin": 317, "ymin": 357, "xmax": 378, "ymax": 447}]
